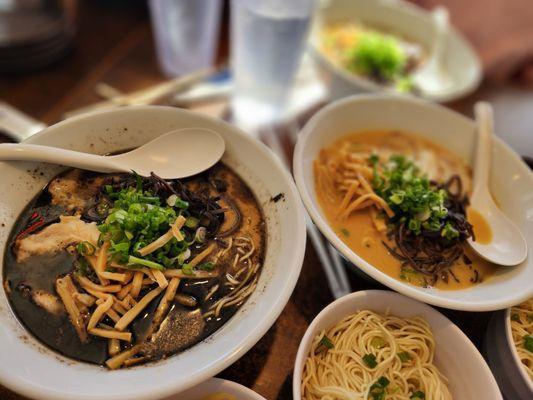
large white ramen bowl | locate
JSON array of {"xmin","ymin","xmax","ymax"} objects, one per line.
[
  {"xmin": 293, "ymin": 290, "xmax": 502, "ymax": 399},
  {"xmin": 0, "ymin": 106, "xmax": 306, "ymax": 400},
  {"xmin": 293, "ymin": 95, "xmax": 533, "ymax": 311},
  {"xmin": 308, "ymin": 0, "xmax": 482, "ymax": 103}
]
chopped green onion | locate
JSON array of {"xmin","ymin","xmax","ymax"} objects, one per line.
[
  {"xmin": 340, "ymin": 228, "xmax": 350, "ymax": 237},
  {"xmin": 369, "ymin": 153, "xmax": 379, "ymax": 166},
  {"xmin": 371, "ymin": 337, "xmax": 386, "ymax": 349},
  {"xmin": 511, "ymin": 313, "xmax": 520, "ymax": 322},
  {"xmin": 389, "ymin": 191, "xmax": 405, "ymax": 205},
  {"xmin": 74, "ymin": 258, "xmax": 91, "ymax": 277},
  {"xmin": 194, "ymin": 227, "xmax": 207, "ymax": 243},
  {"xmin": 369, "ymin": 376, "xmax": 390, "ymax": 400},
  {"xmin": 319, "ymin": 334, "xmax": 335, "ymax": 350},
  {"xmin": 76, "ymin": 241, "xmax": 96, "ymax": 256},
  {"xmin": 347, "ymin": 31, "xmax": 406, "ymax": 82},
  {"xmin": 135, "ymin": 171, "xmax": 142, "ymax": 192},
  {"xmin": 96, "ymin": 201, "xmax": 110, "ymax": 216},
  {"xmin": 166, "ymin": 194, "xmax": 178, "ymax": 207},
  {"xmin": 442, "ymin": 221, "xmax": 460, "ymax": 240},
  {"xmin": 174, "ymin": 198, "xmax": 189, "ymax": 209},
  {"xmin": 397, "ymin": 351, "xmax": 412, "ymax": 362},
  {"xmin": 176, "ymin": 249, "xmax": 191, "ymax": 265},
  {"xmin": 410, "ymin": 391, "xmax": 425, "ymax": 400},
  {"xmin": 371, "ymin": 154, "xmax": 460, "ymax": 239},
  {"xmin": 185, "ymin": 216, "xmax": 200, "ymax": 228},
  {"xmin": 377, "ymin": 377, "xmax": 389, "ymax": 387},
  {"xmin": 524, "ymin": 334, "xmax": 533, "ymax": 353},
  {"xmin": 127, "ymin": 255, "xmax": 164, "ymax": 270},
  {"xmin": 363, "ymin": 353, "xmax": 378, "ymax": 368},
  {"xmin": 98, "ymin": 184, "xmax": 196, "ymax": 269},
  {"xmin": 395, "ymin": 76, "xmax": 415, "ymax": 93},
  {"xmin": 181, "ymin": 263, "xmax": 194, "ymax": 275},
  {"xmin": 198, "ymin": 262, "xmax": 215, "ymax": 271},
  {"xmin": 139, "ymin": 195, "xmax": 160, "ymax": 203}
]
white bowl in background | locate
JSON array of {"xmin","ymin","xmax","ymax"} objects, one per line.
[
  {"xmin": 485, "ymin": 308, "xmax": 533, "ymax": 400},
  {"xmin": 293, "ymin": 94, "xmax": 533, "ymax": 311},
  {"xmin": 308, "ymin": 0, "xmax": 482, "ymax": 103},
  {"xmin": 0, "ymin": 106, "xmax": 307, "ymax": 400},
  {"xmin": 165, "ymin": 378, "xmax": 266, "ymax": 400},
  {"xmin": 293, "ymin": 290, "xmax": 502, "ymax": 400}
]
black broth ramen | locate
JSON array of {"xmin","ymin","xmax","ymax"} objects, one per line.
[{"xmin": 3, "ymin": 163, "xmax": 265, "ymax": 368}]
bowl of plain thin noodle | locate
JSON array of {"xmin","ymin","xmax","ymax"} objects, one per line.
[{"xmin": 293, "ymin": 290, "xmax": 502, "ymax": 400}]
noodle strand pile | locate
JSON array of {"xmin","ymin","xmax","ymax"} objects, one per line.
[
  {"xmin": 302, "ymin": 310, "xmax": 452, "ymax": 400},
  {"xmin": 511, "ymin": 298, "xmax": 533, "ymax": 380}
]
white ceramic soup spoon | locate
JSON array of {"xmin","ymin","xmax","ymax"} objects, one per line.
[
  {"xmin": 0, "ymin": 127, "xmax": 225, "ymax": 179},
  {"xmin": 467, "ymin": 102, "xmax": 527, "ymax": 266},
  {"xmin": 413, "ymin": 6, "xmax": 454, "ymax": 97}
]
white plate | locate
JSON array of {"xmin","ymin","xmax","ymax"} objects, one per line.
[
  {"xmin": 293, "ymin": 290, "xmax": 502, "ymax": 399},
  {"xmin": 166, "ymin": 378, "xmax": 265, "ymax": 400},
  {"xmin": 293, "ymin": 94, "xmax": 533, "ymax": 311},
  {"xmin": 308, "ymin": 0, "xmax": 482, "ymax": 103},
  {"xmin": 0, "ymin": 106, "xmax": 307, "ymax": 400}
]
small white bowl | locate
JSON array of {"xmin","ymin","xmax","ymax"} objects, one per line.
[
  {"xmin": 0, "ymin": 106, "xmax": 307, "ymax": 400},
  {"xmin": 308, "ymin": 0, "xmax": 482, "ymax": 103},
  {"xmin": 165, "ymin": 378, "xmax": 266, "ymax": 400},
  {"xmin": 293, "ymin": 290, "xmax": 502, "ymax": 399},
  {"xmin": 485, "ymin": 308, "xmax": 533, "ymax": 399},
  {"xmin": 293, "ymin": 94, "xmax": 533, "ymax": 311}
]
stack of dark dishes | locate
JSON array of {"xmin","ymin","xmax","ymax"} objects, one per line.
[{"xmin": 0, "ymin": 0, "xmax": 77, "ymax": 74}]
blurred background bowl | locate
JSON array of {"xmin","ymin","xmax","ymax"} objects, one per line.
[{"xmin": 307, "ymin": 0, "xmax": 482, "ymax": 102}]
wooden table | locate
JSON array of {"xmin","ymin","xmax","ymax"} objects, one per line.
[{"xmin": 1, "ymin": 2, "xmax": 531, "ymax": 399}]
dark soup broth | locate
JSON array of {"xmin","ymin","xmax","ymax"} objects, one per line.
[{"xmin": 3, "ymin": 163, "xmax": 265, "ymax": 368}]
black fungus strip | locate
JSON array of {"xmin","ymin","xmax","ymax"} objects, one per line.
[{"xmin": 383, "ymin": 175, "xmax": 474, "ymax": 285}]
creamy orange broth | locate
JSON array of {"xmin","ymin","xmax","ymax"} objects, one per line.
[
  {"xmin": 316, "ymin": 131, "xmax": 496, "ymax": 290},
  {"xmin": 468, "ymin": 208, "xmax": 493, "ymax": 244}
]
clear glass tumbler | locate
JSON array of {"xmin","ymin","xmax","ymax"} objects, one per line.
[
  {"xmin": 149, "ymin": 0, "xmax": 222, "ymax": 77},
  {"xmin": 230, "ymin": 0, "xmax": 315, "ymax": 128}
]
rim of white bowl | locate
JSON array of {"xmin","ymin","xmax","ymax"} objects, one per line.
[
  {"xmin": 293, "ymin": 94, "xmax": 533, "ymax": 311},
  {"xmin": 307, "ymin": 0, "xmax": 482, "ymax": 103},
  {"xmin": 175, "ymin": 378, "xmax": 266, "ymax": 400},
  {"xmin": 0, "ymin": 105, "xmax": 307, "ymax": 400},
  {"xmin": 504, "ymin": 308, "xmax": 533, "ymax": 391},
  {"xmin": 292, "ymin": 290, "xmax": 502, "ymax": 400}
]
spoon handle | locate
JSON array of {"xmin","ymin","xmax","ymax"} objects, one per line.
[
  {"xmin": 0, "ymin": 143, "xmax": 123, "ymax": 173},
  {"xmin": 473, "ymin": 102, "xmax": 493, "ymax": 195},
  {"xmin": 429, "ymin": 6, "xmax": 449, "ymax": 67}
]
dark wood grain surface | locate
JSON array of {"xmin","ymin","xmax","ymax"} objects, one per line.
[{"xmin": 1, "ymin": 1, "xmax": 531, "ymax": 399}]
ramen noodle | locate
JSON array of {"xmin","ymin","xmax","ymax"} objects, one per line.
[
  {"xmin": 510, "ymin": 298, "xmax": 533, "ymax": 380},
  {"xmin": 302, "ymin": 310, "xmax": 452, "ymax": 400}
]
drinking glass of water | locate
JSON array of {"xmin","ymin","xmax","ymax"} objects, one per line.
[
  {"xmin": 231, "ymin": 0, "xmax": 316, "ymax": 128},
  {"xmin": 149, "ymin": 0, "xmax": 222, "ymax": 77}
]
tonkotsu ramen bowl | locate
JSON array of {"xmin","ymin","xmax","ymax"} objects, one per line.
[
  {"xmin": 293, "ymin": 290, "xmax": 502, "ymax": 399},
  {"xmin": 0, "ymin": 106, "xmax": 306, "ymax": 400},
  {"xmin": 293, "ymin": 94, "xmax": 533, "ymax": 311}
]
